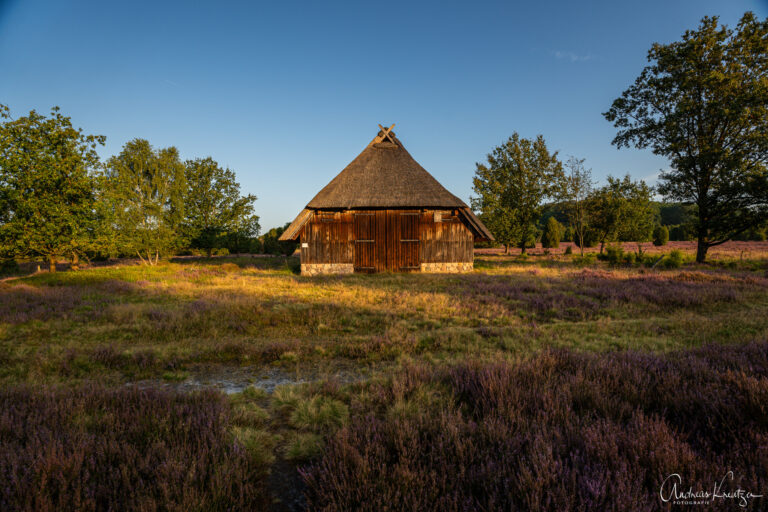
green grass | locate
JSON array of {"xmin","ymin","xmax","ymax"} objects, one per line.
[{"xmin": 1, "ymin": 254, "xmax": 767, "ymax": 386}]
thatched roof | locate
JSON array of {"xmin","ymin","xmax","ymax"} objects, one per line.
[
  {"xmin": 280, "ymin": 125, "xmax": 493, "ymax": 241},
  {"xmin": 305, "ymin": 127, "xmax": 468, "ymax": 209}
]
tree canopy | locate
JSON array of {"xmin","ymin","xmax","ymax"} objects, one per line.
[
  {"xmin": 183, "ymin": 157, "xmax": 257, "ymax": 257},
  {"xmin": 604, "ymin": 12, "xmax": 768, "ymax": 262},
  {"xmin": 0, "ymin": 105, "xmax": 105, "ymax": 271},
  {"xmin": 472, "ymin": 133, "xmax": 563, "ymax": 253},
  {"xmin": 104, "ymin": 139, "xmax": 186, "ymax": 265},
  {"xmin": 588, "ymin": 175, "xmax": 655, "ymax": 253},
  {"xmin": 561, "ymin": 157, "xmax": 594, "ymax": 256}
]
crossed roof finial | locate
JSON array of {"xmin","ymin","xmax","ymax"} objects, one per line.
[{"xmin": 373, "ymin": 123, "xmax": 396, "ymax": 145}]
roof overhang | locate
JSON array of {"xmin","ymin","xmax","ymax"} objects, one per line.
[
  {"xmin": 279, "ymin": 209, "xmax": 312, "ymax": 241},
  {"xmin": 457, "ymin": 207, "xmax": 495, "ymax": 242}
]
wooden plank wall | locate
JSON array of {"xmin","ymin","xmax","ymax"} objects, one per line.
[
  {"xmin": 353, "ymin": 212, "xmax": 375, "ymax": 272},
  {"xmin": 420, "ymin": 210, "xmax": 474, "ymax": 263},
  {"xmin": 300, "ymin": 209, "xmax": 473, "ymax": 270},
  {"xmin": 399, "ymin": 212, "xmax": 420, "ymax": 270},
  {"xmin": 300, "ymin": 210, "xmax": 353, "ymax": 264}
]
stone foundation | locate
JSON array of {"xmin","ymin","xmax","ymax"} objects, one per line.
[
  {"xmin": 420, "ymin": 262, "xmax": 473, "ymax": 273},
  {"xmin": 301, "ymin": 263, "xmax": 354, "ymax": 276}
]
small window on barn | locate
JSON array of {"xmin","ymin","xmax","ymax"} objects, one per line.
[{"xmin": 434, "ymin": 210, "xmax": 456, "ymax": 223}]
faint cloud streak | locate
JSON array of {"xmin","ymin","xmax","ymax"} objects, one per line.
[{"xmin": 552, "ymin": 50, "xmax": 596, "ymax": 62}]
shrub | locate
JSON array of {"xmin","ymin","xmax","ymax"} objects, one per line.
[
  {"xmin": 564, "ymin": 245, "xmax": 573, "ymax": 255},
  {"xmin": 572, "ymin": 253, "xmax": 597, "ymax": 265},
  {"xmin": 541, "ymin": 217, "xmax": 562, "ymax": 249},
  {"xmin": 0, "ymin": 385, "xmax": 269, "ymax": 510},
  {"xmin": 0, "ymin": 259, "xmax": 19, "ymax": 276},
  {"xmin": 642, "ymin": 253, "xmax": 663, "ymax": 267},
  {"xmin": 662, "ymin": 249, "xmax": 685, "ymax": 269},
  {"xmin": 599, "ymin": 244, "xmax": 625, "ymax": 265},
  {"xmin": 303, "ymin": 343, "xmax": 768, "ymax": 511},
  {"xmin": 653, "ymin": 226, "xmax": 669, "ymax": 246}
]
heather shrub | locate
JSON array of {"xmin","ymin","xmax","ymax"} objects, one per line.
[
  {"xmin": 303, "ymin": 343, "xmax": 768, "ymax": 511},
  {"xmin": 653, "ymin": 225, "xmax": 669, "ymax": 246},
  {"xmin": 0, "ymin": 385, "xmax": 269, "ymax": 511},
  {"xmin": 564, "ymin": 245, "xmax": 573, "ymax": 255}
]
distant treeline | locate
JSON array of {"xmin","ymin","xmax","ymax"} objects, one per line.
[
  {"xmin": 0, "ymin": 104, "xmax": 296, "ymax": 272},
  {"xmin": 535, "ymin": 201, "xmax": 767, "ymax": 246}
]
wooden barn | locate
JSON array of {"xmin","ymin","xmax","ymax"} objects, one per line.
[{"xmin": 279, "ymin": 124, "xmax": 494, "ymax": 275}]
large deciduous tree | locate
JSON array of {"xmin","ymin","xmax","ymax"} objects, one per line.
[
  {"xmin": 472, "ymin": 133, "xmax": 563, "ymax": 253},
  {"xmin": 105, "ymin": 139, "xmax": 186, "ymax": 265},
  {"xmin": 0, "ymin": 105, "xmax": 105, "ymax": 272},
  {"xmin": 604, "ymin": 12, "xmax": 768, "ymax": 262},
  {"xmin": 183, "ymin": 157, "xmax": 257, "ymax": 258}
]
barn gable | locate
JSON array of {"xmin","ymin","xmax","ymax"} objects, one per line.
[{"xmin": 279, "ymin": 125, "xmax": 493, "ymax": 274}]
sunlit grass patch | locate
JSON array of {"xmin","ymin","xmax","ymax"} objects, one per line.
[{"xmin": 1, "ymin": 255, "xmax": 767, "ymax": 385}]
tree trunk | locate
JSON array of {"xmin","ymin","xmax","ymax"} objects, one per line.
[
  {"xmin": 696, "ymin": 240, "xmax": 709, "ymax": 263},
  {"xmin": 599, "ymin": 241, "xmax": 605, "ymax": 254},
  {"xmin": 207, "ymin": 248, "xmax": 213, "ymax": 259},
  {"xmin": 71, "ymin": 252, "xmax": 80, "ymax": 271},
  {"xmin": 504, "ymin": 244, "xmax": 509, "ymax": 254},
  {"xmin": 49, "ymin": 259, "xmax": 56, "ymax": 273}
]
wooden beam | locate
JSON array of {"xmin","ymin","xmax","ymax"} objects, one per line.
[{"xmin": 377, "ymin": 123, "xmax": 395, "ymax": 143}]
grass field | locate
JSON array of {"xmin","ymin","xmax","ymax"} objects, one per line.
[{"xmin": 2, "ymin": 245, "xmax": 767, "ymax": 510}]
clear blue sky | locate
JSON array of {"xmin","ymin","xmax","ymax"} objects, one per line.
[{"xmin": 1, "ymin": 0, "xmax": 766, "ymax": 230}]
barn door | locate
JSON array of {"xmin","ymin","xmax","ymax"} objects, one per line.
[
  {"xmin": 398, "ymin": 211, "xmax": 420, "ymax": 271},
  {"xmin": 353, "ymin": 213, "xmax": 375, "ymax": 273}
]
